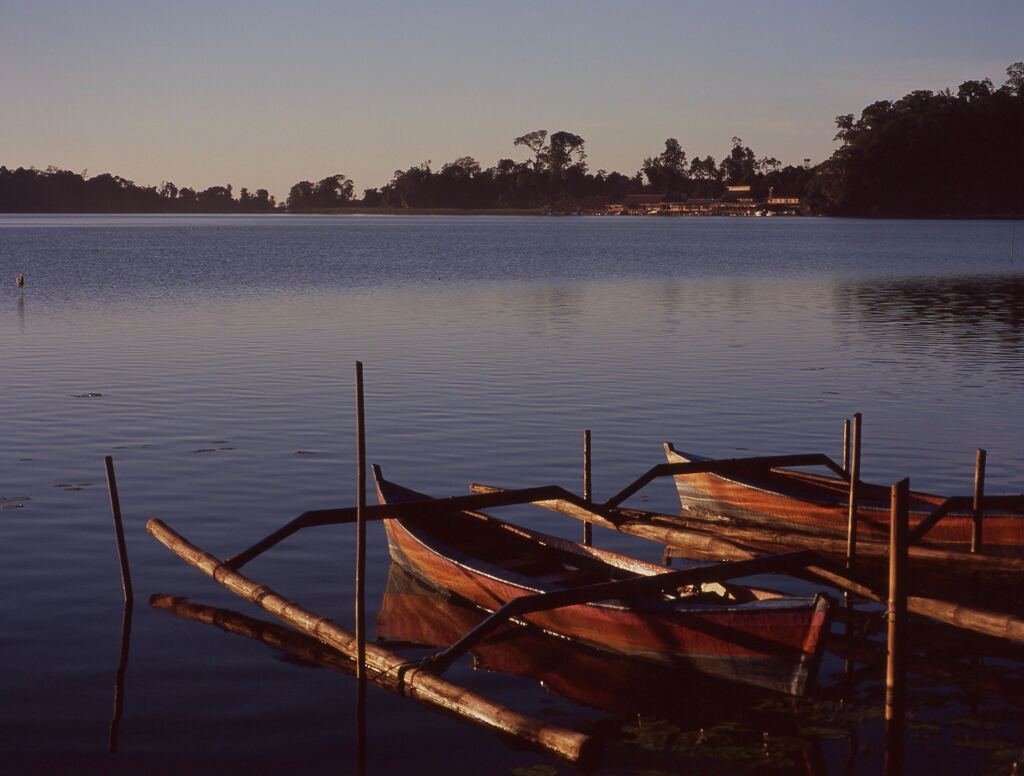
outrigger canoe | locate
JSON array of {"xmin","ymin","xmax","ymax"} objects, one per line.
[
  {"xmin": 374, "ymin": 469, "xmax": 830, "ymax": 696},
  {"xmin": 665, "ymin": 443, "xmax": 1024, "ymax": 555}
]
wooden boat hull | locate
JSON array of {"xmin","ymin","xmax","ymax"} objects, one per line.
[
  {"xmin": 665, "ymin": 444, "xmax": 1024, "ymax": 554},
  {"xmin": 375, "ymin": 473, "xmax": 830, "ymax": 696},
  {"xmin": 376, "ymin": 563, "xmax": 775, "ymax": 715}
]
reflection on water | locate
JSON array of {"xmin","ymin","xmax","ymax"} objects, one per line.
[
  {"xmin": 835, "ymin": 274, "xmax": 1024, "ymax": 360},
  {"xmin": 1, "ymin": 216, "xmax": 1022, "ymax": 773},
  {"xmin": 107, "ymin": 604, "xmax": 132, "ymax": 754}
]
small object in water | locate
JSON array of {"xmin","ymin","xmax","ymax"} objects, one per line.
[{"xmin": 16, "ymin": 273, "xmax": 25, "ymax": 288}]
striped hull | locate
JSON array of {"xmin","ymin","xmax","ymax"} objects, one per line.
[
  {"xmin": 666, "ymin": 446, "xmax": 1024, "ymax": 554},
  {"xmin": 376, "ymin": 477, "xmax": 829, "ymax": 696}
]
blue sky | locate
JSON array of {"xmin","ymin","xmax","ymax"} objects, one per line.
[{"xmin": 1, "ymin": 1, "xmax": 1020, "ymax": 198}]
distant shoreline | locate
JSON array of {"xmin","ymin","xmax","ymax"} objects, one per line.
[
  {"xmin": 0, "ymin": 209, "xmax": 1021, "ymax": 219},
  {"xmin": 290, "ymin": 207, "xmax": 545, "ymax": 216}
]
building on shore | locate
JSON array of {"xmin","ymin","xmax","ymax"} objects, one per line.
[{"xmin": 603, "ymin": 185, "xmax": 801, "ymax": 217}]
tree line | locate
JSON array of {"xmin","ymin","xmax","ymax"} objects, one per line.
[
  {"xmin": 2, "ymin": 62, "xmax": 1021, "ymax": 217},
  {"xmin": 807, "ymin": 62, "xmax": 1024, "ymax": 216},
  {"xmin": 0, "ymin": 167, "xmax": 277, "ymax": 213},
  {"xmin": 287, "ymin": 131, "xmax": 809, "ymax": 211}
]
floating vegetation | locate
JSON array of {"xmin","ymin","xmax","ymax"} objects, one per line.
[
  {"xmin": 510, "ymin": 765, "xmax": 559, "ymax": 776},
  {"xmin": 294, "ymin": 450, "xmax": 320, "ymax": 456},
  {"xmin": 610, "ymin": 718, "xmax": 810, "ymax": 773},
  {"xmin": 53, "ymin": 482, "xmax": 93, "ymax": 491},
  {"xmin": 192, "ymin": 448, "xmax": 217, "ymax": 454},
  {"xmin": 0, "ymin": 495, "xmax": 31, "ymax": 510}
]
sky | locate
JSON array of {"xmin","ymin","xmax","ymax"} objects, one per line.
[{"xmin": 1, "ymin": 0, "xmax": 1021, "ymax": 200}]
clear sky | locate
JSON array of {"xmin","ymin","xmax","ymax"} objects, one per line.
[{"xmin": 2, "ymin": 1, "xmax": 1021, "ymax": 200}]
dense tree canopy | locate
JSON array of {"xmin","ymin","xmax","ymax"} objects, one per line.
[
  {"xmin": 807, "ymin": 62, "xmax": 1024, "ymax": 216},
  {"xmin": 3, "ymin": 63, "xmax": 1021, "ymax": 216}
]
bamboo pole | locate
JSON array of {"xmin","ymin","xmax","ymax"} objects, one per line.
[
  {"xmin": 846, "ymin": 413, "xmax": 862, "ymax": 569},
  {"xmin": 582, "ymin": 430, "xmax": 592, "ymax": 547},
  {"xmin": 886, "ymin": 479, "xmax": 909, "ymax": 723},
  {"xmin": 470, "ymin": 485, "xmax": 1024, "ymax": 574},
  {"xmin": 146, "ymin": 519, "xmax": 596, "ymax": 765},
  {"xmin": 842, "ymin": 418, "xmax": 851, "ymax": 473},
  {"xmin": 655, "ymin": 510, "xmax": 1024, "ymax": 572},
  {"xmin": 470, "ymin": 484, "xmax": 1024, "ymax": 642},
  {"xmin": 971, "ymin": 448, "xmax": 987, "ymax": 554},
  {"xmin": 355, "ymin": 362, "xmax": 367, "ymax": 684},
  {"xmin": 104, "ymin": 456, "xmax": 134, "ymax": 605}
]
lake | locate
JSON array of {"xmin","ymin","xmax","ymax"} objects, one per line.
[{"xmin": 1, "ymin": 214, "xmax": 1022, "ymax": 774}]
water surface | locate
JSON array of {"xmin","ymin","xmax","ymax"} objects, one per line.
[{"xmin": 2, "ymin": 215, "xmax": 1022, "ymax": 773}]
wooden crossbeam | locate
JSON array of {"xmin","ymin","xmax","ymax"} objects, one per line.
[
  {"xmin": 226, "ymin": 484, "xmax": 619, "ymax": 570},
  {"xmin": 909, "ymin": 494, "xmax": 1024, "ymax": 545},
  {"xmin": 603, "ymin": 453, "xmax": 848, "ymax": 508},
  {"xmin": 424, "ymin": 552, "xmax": 817, "ymax": 673},
  {"xmin": 906, "ymin": 498, "xmax": 961, "ymax": 544}
]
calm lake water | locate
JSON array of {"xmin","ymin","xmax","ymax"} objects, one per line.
[{"xmin": 1, "ymin": 214, "xmax": 1022, "ymax": 774}]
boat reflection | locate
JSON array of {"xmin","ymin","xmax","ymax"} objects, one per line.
[{"xmin": 375, "ymin": 562, "xmax": 776, "ymax": 718}]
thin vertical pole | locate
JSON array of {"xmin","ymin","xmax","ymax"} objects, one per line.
[
  {"xmin": 885, "ymin": 478, "xmax": 909, "ymax": 723},
  {"xmin": 971, "ymin": 448, "xmax": 987, "ymax": 554},
  {"xmin": 104, "ymin": 456, "xmax": 133, "ymax": 605},
  {"xmin": 108, "ymin": 605, "xmax": 133, "ymax": 753},
  {"xmin": 842, "ymin": 417, "xmax": 851, "ymax": 474},
  {"xmin": 355, "ymin": 362, "xmax": 367, "ymax": 682},
  {"xmin": 884, "ymin": 477, "xmax": 909, "ymax": 775},
  {"xmin": 582, "ymin": 430, "xmax": 592, "ymax": 546},
  {"xmin": 845, "ymin": 412, "xmax": 862, "ymax": 569}
]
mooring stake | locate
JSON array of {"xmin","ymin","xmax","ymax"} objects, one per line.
[
  {"xmin": 885, "ymin": 478, "xmax": 909, "ymax": 722},
  {"xmin": 846, "ymin": 413, "xmax": 862, "ymax": 569},
  {"xmin": 355, "ymin": 362, "xmax": 367, "ymax": 685},
  {"xmin": 884, "ymin": 477, "xmax": 909, "ymax": 773},
  {"xmin": 842, "ymin": 417, "xmax": 851, "ymax": 473},
  {"xmin": 104, "ymin": 456, "xmax": 133, "ymax": 605},
  {"xmin": 582, "ymin": 429, "xmax": 592, "ymax": 547},
  {"xmin": 971, "ymin": 448, "xmax": 987, "ymax": 554}
]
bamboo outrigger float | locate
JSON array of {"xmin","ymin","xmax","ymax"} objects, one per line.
[{"xmin": 146, "ymin": 518, "xmax": 599, "ymax": 765}]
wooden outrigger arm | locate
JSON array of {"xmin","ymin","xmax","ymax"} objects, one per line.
[
  {"xmin": 602, "ymin": 453, "xmax": 849, "ymax": 508},
  {"xmin": 226, "ymin": 484, "xmax": 624, "ymax": 569},
  {"xmin": 422, "ymin": 551, "xmax": 818, "ymax": 674}
]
